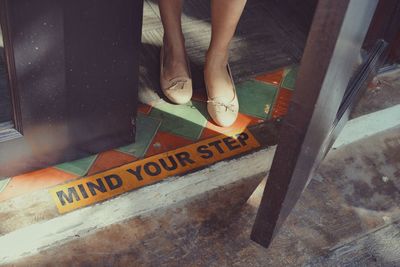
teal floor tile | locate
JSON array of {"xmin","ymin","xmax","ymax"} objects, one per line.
[
  {"xmin": 0, "ymin": 178, "xmax": 10, "ymax": 193},
  {"xmin": 55, "ymin": 155, "xmax": 97, "ymax": 176},
  {"xmin": 236, "ymin": 80, "xmax": 278, "ymax": 119},
  {"xmin": 117, "ymin": 113, "xmax": 161, "ymax": 157},
  {"xmin": 149, "ymin": 100, "xmax": 208, "ymax": 141},
  {"xmin": 281, "ymin": 65, "xmax": 299, "ymax": 90}
]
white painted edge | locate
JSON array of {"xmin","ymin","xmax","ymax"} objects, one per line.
[
  {"xmin": 0, "ymin": 147, "xmax": 275, "ymax": 264},
  {"xmin": 333, "ymin": 104, "xmax": 400, "ymax": 149},
  {"xmin": 0, "ymin": 178, "xmax": 11, "ymax": 193}
]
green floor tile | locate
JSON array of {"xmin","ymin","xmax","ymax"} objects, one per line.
[
  {"xmin": 149, "ymin": 100, "xmax": 208, "ymax": 141},
  {"xmin": 117, "ymin": 113, "xmax": 161, "ymax": 157},
  {"xmin": 0, "ymin": 178, "xmax": 11, "ymax": 193},
  {"xmin": 281, "ymin": 65, "xmax": 299, "ymax": 90},
  {"xmin": 55, "ymin": 155, "xmax": 97, "ymax": 176},
  {"xmin": 237, "ymin": 80, "xmax": 278, "ymax": 119}
]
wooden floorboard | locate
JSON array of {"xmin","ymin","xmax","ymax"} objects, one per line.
[
  {"xmin": 0, "ymin": 0, "xmax": 313, "ymax": 114},
  {"xmin": 139, "ymin": 0, "xmax": 312, "ymax": 104}
]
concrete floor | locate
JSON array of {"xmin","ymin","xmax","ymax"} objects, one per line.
[{"xmin": 9, "ymin": 124, "xmax": 400, "ymax": 267}]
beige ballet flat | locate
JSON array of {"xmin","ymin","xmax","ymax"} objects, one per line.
[
  {"xmin": 206, "ymin": 64, "xmax": 239, "ymax": 127},
  {"xmin": 160, "ymin": 46, "xmax": 193, "ymax": 104}
]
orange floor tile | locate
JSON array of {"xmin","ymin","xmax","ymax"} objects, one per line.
[
  {"xmin": 145, "ymin": 131, "xmax": 193, "ymax": 157},
  {"xmin": 0, "ymin": 168, "xmax": 77, "ymax": 201},
  {"xmin": 201, "ymin": 113, "xmax": 263, "ymax": 140},
  {"xmin": 271, "ymin": 88, "xmax": 293, "ymax": 119},
  {"xmin": 87, "ymin": 150, "xmax": 138, "ymax": 176},
  {"xmin": 255, "ymin": 68, "xmax": 285, "ymax": 86}
]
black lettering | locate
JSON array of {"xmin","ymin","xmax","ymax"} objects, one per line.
[
  {"xmin": 159, "ymin": 156, "xmax": 178, "ymax": 171},
  {"xmin": 144, "ymin": 162, "xmax": 162, "ymax": 176},
  {"xmin": 87, "ymin": 178, "xmax": 107, "ymax": 196},
  {"xmin": 222, "ymin": 137, "xmax": 241, "ymax": 151},
  {"xmin": 237, "ymin": 132, "xmax": 249, "ymax": 146},
  {"xmin": 56, "ymin": 187, "xmax": 80, "ymax": 206},
  {"xmin": 126, "ymin": 166, "xmax": 144, "ymax": 181},
  {"xmin": 105, "ymin": 174, "xmax": 123, "ymax": 190},
  {"xmin": 77, "ymin": 184, "xmax": 89, "ymax": 199},
  {"xmin": 197, "ymin": 145, "xmax": 213, "ymax": 159},
  {"xmin": 208, "ymin": 140, "xmax": 225, "ymax": 154},
  {"xmin": 175, "ymin": 151, "xmax": 195, "ymax": 166}
]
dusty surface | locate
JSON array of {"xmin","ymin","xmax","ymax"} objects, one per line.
[
  {"xmin": 309, "ymin": 220, "xmax": 400, "ymax": 266},
  {"xmin": 352, "ymin": 68, "xmax": 400, "ymax": 118},
  {"xmin": 8, "ymin": 125, "xmax": 400, "ymax": 267}
]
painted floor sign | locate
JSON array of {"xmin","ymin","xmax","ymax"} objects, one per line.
[{"xmin": 50, "ymin": 129, "xmax": 260, "ymax": 213}]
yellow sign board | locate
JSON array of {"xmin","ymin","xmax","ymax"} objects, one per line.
[{"xmin": 50, "ymin": 129, "xmax": 260, "ymax": 213}]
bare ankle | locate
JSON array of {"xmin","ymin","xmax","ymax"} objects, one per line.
[
  {"xmin": 163, "ymin": 34, "xmax": 186, "ymax": 53},
  {"xmin": 205, "ymin": 49, "xmax": 229, "ymax": 70},
  {"xmin": 161, "ymin": 36, "xmax": 190, "ymax": 79}
]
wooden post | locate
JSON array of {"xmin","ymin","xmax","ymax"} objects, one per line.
[{"xmin": 251, "ymin": 0, "xmax": 379, "ymax": 248}]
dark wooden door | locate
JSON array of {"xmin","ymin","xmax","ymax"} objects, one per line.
[
  {"xmin": 364, "ymin": 0, "xmax": 400, "ymax": 64},
  {"xmin": 251, "ymin": 0, "xmax": 385, "ymax": 248},
  {"xmin": 0, "ymin": 0, "xmax": 143, "ymax": 177}
]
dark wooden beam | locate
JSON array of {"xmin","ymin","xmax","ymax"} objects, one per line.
[{"xmin": 251, "ymin": 0, "xmax": 379, "ymax": 248}]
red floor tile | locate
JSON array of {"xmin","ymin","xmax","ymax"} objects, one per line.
[
  {"xmin": 145, "ymin": 131, "xmax": 193, "ymax": 157},
  {"xmin": 138, "ymin": 103, "xmax": 152, "ymax": 114},
  {"xmin": 271, "ymin": 87, "xmax": 293, "ymax": 119},
  {"xmin": 0, "ymin": 168, "xmax": 77, "ymax": 202},
  {"xmin": 201, "ymin": 113, "xmax": 263, "ymax": 139},
  {"xmin": 255, "ymin": 68, "xmax": 285, "ymax": 86},
  {"xmin": 87, "ymin": 150, "xmax": 138, "ymax": 176}
]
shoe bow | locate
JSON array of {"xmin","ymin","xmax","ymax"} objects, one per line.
[
  {"xmin": 166, "ymin": 78, "xmax": 189, "ymax": 91},
  {"xmin": 207, "ymin": 99, "xmax": 237, "ymax": 112}
]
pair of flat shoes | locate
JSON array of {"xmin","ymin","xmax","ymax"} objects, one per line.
[{"xmin": 160, "ymin": 47, "xmax": 238, "ymax": 127}]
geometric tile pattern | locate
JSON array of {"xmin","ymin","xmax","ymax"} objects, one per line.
[
  {"xmin": 117, "ymin": 113, "xmax": 161, "ymax": 158},
  {"xmin": 281, "ymin": 65, "xmax": 299, "ymax": 90},
  {"xmin": 0, "ymin": 168, "xmax": 77, "ymax": 201},
  {"xmin": 137, "ymin": 103, "xmax": 152, "ymax": 114},
  {"xmin": 149, "ymin": 100, "xmax": 208, "ymax": 140},
  {"xmin": 145, "ymin": 131, "xmax": 193, "ymax": 157},
  {"xmin": 255, "ymin": 68, "xmax": 285, "ymax": 86},
  {"xmin": 200, "ymin": 113, "xmax": 262, "ymax": 140},
  {"xmin": 237, "ymin": 80, "xmax": 279, "ymax": 119},
  {"xmin": 271, "ymin": 88, "xmax": 293, "ymax": 119},
  {"xmin": 87, "ymin": 150, "xmax": 137, "ymax": 176},
  {"xmin": 0, "ymin": 65, "xmax": 298, "ymax": 202},
  {"xmin": 55, "ymin": 155, "xmax": 98, "ymax": 176}
]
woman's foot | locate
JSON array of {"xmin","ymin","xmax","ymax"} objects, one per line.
[
  {"xmin": 204, "ymin": 50, "xmax": 239, "ymax": 127},
  {"xmin": 160, "ymin": 38, "xmax": 192, "ymax": 104}
]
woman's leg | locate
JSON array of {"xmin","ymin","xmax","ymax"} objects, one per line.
[
  {"xmin": 205, "ymin": 0, "xmax": 247, "ymax": 99},
  {"xmin": 158, "ymin": 0, "xmax": 189, "ymax": 80}
]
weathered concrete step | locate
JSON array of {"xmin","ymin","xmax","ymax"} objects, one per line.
[
  {"xmin": 0, "ymin": 104, "xmax": 399, "ymax": 265},
  {"xmin": 0, "ymin": 148, "xmax": 274, "ymax": 264},
  {"xmin": 308, "ymin": 219, "xmax": 400, "ymax": 266},
  {"xmin": 5, "ymin": 120, "xmax": 400, "ymax": 267}
]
